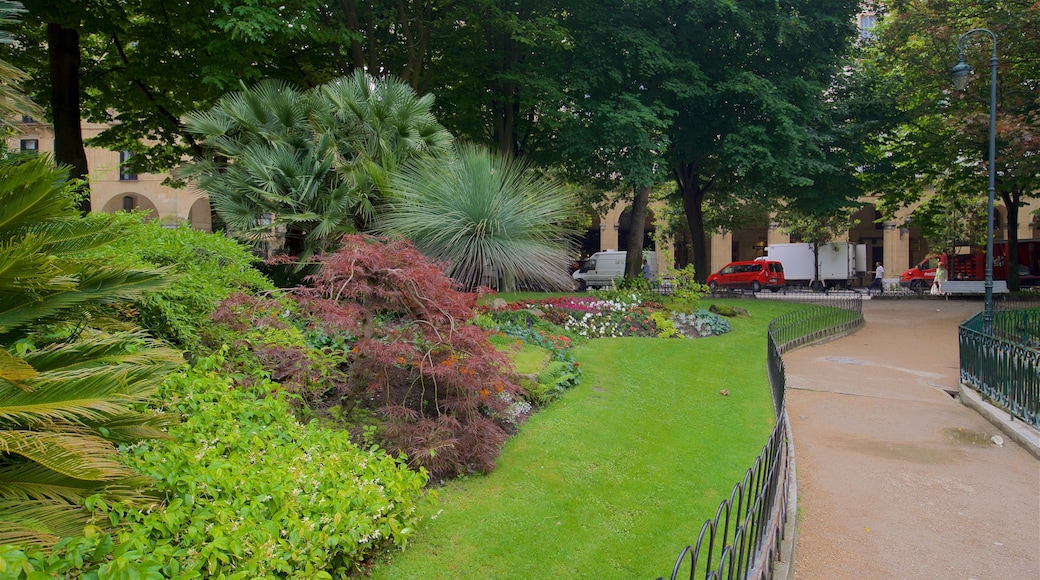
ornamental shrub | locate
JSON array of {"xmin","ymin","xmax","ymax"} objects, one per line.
[
  {"xmin": 291, "ymin": 235, "xmax": 527, "ymax": 480},
  {"xmin": 672, "ymin": 309, "xmax": 731, "ymax": 337},
  {"xmin": 84, "ymin": 214, "xmax": 274, "ymax": 351}
]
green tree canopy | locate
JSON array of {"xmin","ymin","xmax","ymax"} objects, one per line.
[{"xmin": 862, "ymin": 0, "xmax": 1040, "ymax": 288}]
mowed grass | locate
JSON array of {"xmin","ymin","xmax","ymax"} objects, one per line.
[{"xmin": 367, "ymin": 299, "xmax": 806, "ymax": 579}]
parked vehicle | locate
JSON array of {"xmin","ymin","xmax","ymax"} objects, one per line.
[
  {"xmin": 764, "ymin": 242, "xmax": 867, "ymax": 289},
  {"xmin": 706, "ymin": 259, "xmax": 785, "ymax": 292},
  {"xmin": 899, "ymin": 240, "xmax": 1040, "ymax": 290},
  {"xmin": 573, "ymin": 250, "xmax": 657, "ymax": 290}
]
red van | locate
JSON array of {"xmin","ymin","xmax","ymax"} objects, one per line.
[{"xmin": 707, "ymin": 259, "xmax": 785, "ymax": 292}]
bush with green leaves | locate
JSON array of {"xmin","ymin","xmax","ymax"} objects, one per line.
[
  {"xmin": 84, "ymin": 214, "xmax": 274, "ymax": 351},
  {"xmin": 0, "ymin": 351, "xmax": 433, "ymax": 578},
  {"xmin": 672, "ymin": 309, "xmax": 731, "ymax": 337}
]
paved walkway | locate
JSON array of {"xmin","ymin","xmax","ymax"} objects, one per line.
[{"xmin": 782, "ymin": 300, "xmax": 1040, "ymax": 580}]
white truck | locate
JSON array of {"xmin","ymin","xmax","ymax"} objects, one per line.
[
  {"xmin": 765, "ymin": 242, "xmax": 867, "ymax": 289},
  {"xmin": 572, "ymin": 250, "xmax": 657, "ymax": 290}
]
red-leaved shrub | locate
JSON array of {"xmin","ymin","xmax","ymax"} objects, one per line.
[{"xmin": 291, "ymin": 235, "xmax": 526, "ymax": 479}]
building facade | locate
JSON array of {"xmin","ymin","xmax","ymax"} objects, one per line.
[
  {"xmin": 583, "ymin": 195, "xmax": 1040, "ymax": 286},
  {"xmin": 7, "ymin": 117, "xmax": 211, "ymax": 231}
]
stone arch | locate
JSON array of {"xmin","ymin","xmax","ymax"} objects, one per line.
[
  {"xmin": 730, "ymin": 224, "xmax": 769, "ymax": 262},
  {"xmin": 188, "ymin": 197, "xmax": 213, "ymax": 231},
  {"xmin": 100, "ymin": 192, "xmax": 159, "ymax": 222},
  {"xmin": 617, "ymin": 206, "xmax": 656, "ymax": 252}
]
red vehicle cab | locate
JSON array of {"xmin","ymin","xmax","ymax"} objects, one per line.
[{"xmin": 707, "ymin": 259, "xmax": 785, "ymax": 292}]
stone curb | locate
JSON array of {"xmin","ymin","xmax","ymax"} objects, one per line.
[{"xmin": 959, "ymin": 384, "xmax": 1040, "ymax": 460}]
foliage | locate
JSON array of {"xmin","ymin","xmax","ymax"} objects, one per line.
[
  {"xmin": 775, "ymin": 205, "xmax": 862, "ymax": 287},
  {"xmin": 862, "ymin": 1, "xmax": 1040, "ymax": 287},
  {"xmin": 649, "ymin": 311, "xmax": 679, "ymax": 339},
  {"xmin": 0, "ymin": 153, "xmax": 179, "ymax": 548},
  {"xmin": 671, "ymin": 310, "xmax": 732, "ymax": 338},
  {"xmin": 475, "ymin": 309, "xmax": 583, "ymax": 407},
  {"xmin": 287, "ymin": 235, "xmax": 527, "ymax": 480},
  {"xmin": 378, "ymin": 143, "xmax": 579, "ymax": 292},
  {"xmin": 660, "ymin": 265, "xmax": 707, "ymax": 310},
  {"xmin": 0, "ymin": 352, "xmax": 433, "ymax": 578},
  {"xmin": 179, "ymin": 72, "xmax": 453, "ymax": 265},
  {"xmin": 83, "ymin": 214, "xmax": 273, "ymax": 351},
  {"xmin": 909, "ymin": 194, "xmax": 988, "ymax": 254},
  {"xmin": 0, "ymin": 1, "xmax": 39, "ymax": 130}
]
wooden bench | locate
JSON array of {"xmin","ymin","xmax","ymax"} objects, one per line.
[{"xmin": 941, "ymin": 280, "xmax": 1009, "ymax": 294}]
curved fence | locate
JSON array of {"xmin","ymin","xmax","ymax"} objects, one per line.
[
  {"xmin": 959, "ymin": 307, "xmax": 1040, "ymax": 428},
  {"xmin": 661, "ymin": 292, "xmax": 864, "ymax": 580}
]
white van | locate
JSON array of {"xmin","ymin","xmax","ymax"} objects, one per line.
[{"xmin": 572, "ymin": 250, "xmax": 657, "ymax": 290}]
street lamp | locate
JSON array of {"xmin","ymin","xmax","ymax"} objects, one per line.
[{"xmin": 950, "ymin": 28, "xmax": 997, "ymax": 328}]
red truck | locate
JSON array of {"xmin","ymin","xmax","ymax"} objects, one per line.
[{"xmin": 899, "ymin": 239, "xmax": 1040, "ymax": 290}]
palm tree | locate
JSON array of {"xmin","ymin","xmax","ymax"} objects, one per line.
[
  {"xmin": 180, "ymin": 71, "xmax": 453, "ymax": 266},
  {"xmin": 0, "ymin": 153, "xmax": 180, "ymax": 548},
  {"xmin": 378, "ymin": 143, "xmax": 579, "ymax": 291},
  {"xmin": 0, "ymin": 0, "xmax": 41, "ymax": 129}
]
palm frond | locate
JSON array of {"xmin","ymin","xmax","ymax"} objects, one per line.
[
  {"xmin": 0, "ymin": 499, "xmax": 91, "ymax": 548},
  {"xmin": 0, "ymin": 431, "xmax": 135, "ymax": 481}
]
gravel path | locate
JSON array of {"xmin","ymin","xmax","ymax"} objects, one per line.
[{"xmin": 783, "ymin": 299, "xmax": 1040, "ymax": 580}]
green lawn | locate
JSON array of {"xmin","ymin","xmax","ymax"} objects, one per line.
[{"xmin": 366, "ymin": 299, "xmax": 804, "ymax": 579}]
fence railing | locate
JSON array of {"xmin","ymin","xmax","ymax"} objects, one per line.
[
  {"xmin": 959, "ymin": 307, "xmax": 1040, "ymax": 428},
  {"xmin": 660, "ymin": 293, "xmax": 864, "ymax": 580}
]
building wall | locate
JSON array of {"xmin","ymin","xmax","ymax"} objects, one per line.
[{"xmin": 7, "ymin": 119, "xmax": 211, "ymax": 231}]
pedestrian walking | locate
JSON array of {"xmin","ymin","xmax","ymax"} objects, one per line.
[{"xmin": 870, "ymin": 261, "xmax": 884, "ymax": 295}]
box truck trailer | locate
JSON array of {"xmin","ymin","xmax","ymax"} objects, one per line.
[{"xmin": 764, "ymin": 242, "xmax": 867, "ymax": 289}]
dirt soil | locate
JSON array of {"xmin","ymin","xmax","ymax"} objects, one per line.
[{"xmin": 783, "ymin": 299, "xmax": 1040, "ymax": 580}]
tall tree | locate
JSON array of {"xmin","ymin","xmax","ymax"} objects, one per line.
[
  {"xmin": 429, "ymin": 0, "xmax": 572, "ymax": 158},
  {"xmin": 5, "ymin": 0, "xmax": 357, "ymax": 190},
  {"xmin": 862, "ymin": 0, "xmax": 1040, "ymax": 290},
  {"xmin": 658, "ymin": 0, "xmax": 861, "ymax": 281},
  {"xmin": 552, "ymin": 0, "xmax": 673, "ymax": 278}
]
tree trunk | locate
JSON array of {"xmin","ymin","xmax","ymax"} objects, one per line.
[
  {"xmin": 47, "ymin": 22, "xmax": 90, "ymax": 214},
  {"xmin": 1002, "ymin": 190, "xmax": 1020, "ymax": 291},
  {"xmin": 675, "ymin": 164, "xmax": 710, "ymax": 283},
  {"xmin": 624, "ymin": 185, "xmax": 652, "ymax": 279},
  {"xmin": 811, "ymin": 241, "xmax": 822, "ymax": 291}
]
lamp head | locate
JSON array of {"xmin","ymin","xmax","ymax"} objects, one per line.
[{"xmin": 950, "ymin": 57, "xmax": 972, "ymax": 91}]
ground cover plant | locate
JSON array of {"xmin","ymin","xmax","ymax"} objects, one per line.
[
  {"xmin": 0, "ymin": 351, "xmax": 431, "ymax": 578},
  {"xmin": 366, "ymin": 299, "xmax": 807, "ymax": 579}
]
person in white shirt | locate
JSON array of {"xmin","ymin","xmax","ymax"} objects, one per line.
[{"xmin": 871, "ymin": 262, "xmax": 884, "ymax": 294}]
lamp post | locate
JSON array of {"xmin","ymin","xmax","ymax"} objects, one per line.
[{"xmin": 950, "ymin": 28, "xmax": 997, "ymax": 329}]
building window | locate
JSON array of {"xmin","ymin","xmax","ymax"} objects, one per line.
[
  {"xmin": 19, "ymin": 139, "xmax": 38, "ymax": 152},
  {"xmin": 20, "ymin": 115, "xmax": 35, "ymax": 124},
  {"xmin": 122, "ymin": 196, "xmax": 136, "ymax": 212},
  {"xmin": 858, "ymin": 13, "xmax": 877, "ymax": 41},
  {"xmin": 119, "ymin": 151, "xmax": 137, "ymax": 181}
]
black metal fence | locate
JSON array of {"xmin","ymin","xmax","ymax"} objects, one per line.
[
  {"xmin": 959, "ymin": 306, "xmax": 1040, "ymax": 428},
  {"xmin": 660, "ymin": 293, "xmax": 864, "ymax": 580}
]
